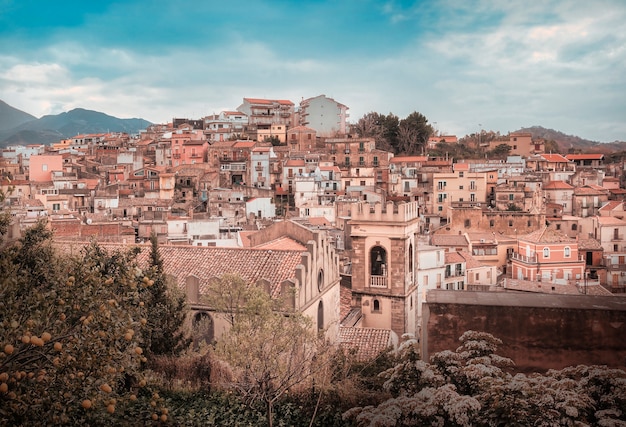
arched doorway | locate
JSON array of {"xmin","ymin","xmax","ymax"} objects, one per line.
[{"xmin": 192, "ymin": 311, "xmax": 214, "ymax": 347}]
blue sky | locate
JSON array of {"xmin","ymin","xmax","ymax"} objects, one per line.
[{"xmin": 1, "ymin": 0, "xmax": 624, "ymax": 142}]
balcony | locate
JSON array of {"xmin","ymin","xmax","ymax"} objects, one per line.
[
  {"xmin": 611, "ymin": 234, "xmax": 624, "ymax": 241},
  {"xmin": 603, "ymin": 260, "xmax": 626, "ymax": 270},
  {"xmin": 445, "ymin": 270, "xmax": 465, "ymax": 278},
  {"xmin": 370, "ymin": 275, "xmax": 388, "ymax": 288},
  {"xmin": 255, "ymin": 165, "xmax": 264, "ymax": 171},
  {"xmin": 510, "ymin": 252, "xmax": 538, "ymax": 263},
  {"xmin": 172, "ymin": 153, "xmax": 181, "ymax": 159}
]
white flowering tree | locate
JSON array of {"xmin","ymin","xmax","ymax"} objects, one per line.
[{"xmin": 344, "ymin": 331, "xmax": 626, "ymax": 426}]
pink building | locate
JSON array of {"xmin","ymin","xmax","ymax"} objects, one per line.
[
  {"xmin": 511, "ymin": 226, "xmax": 585, "ymax": 284},
  {"xmin": 29, "ymin": 154, "xmax": 63, "ymax": 182},
  {"xmin": 170, "ymin": 130, "xmax": 207, "ymax": 167}
]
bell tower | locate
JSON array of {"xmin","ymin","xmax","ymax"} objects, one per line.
[{"xmin": 349, "ymin": 201, "xmax": 421, "ymax": 338}]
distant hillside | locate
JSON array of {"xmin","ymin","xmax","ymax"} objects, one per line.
[
  {"xmin": 517, "ymin": 126, "xmax": 626, "ymax": 154},
  {"xmin": 0, "ymin": 100, "xmax": 37, "ymax": 131},
  {"xmin": 0, "ymin": 104, "xmax": 152, "ymax": 147}
]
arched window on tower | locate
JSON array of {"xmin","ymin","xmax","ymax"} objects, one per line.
[
  {"xmin": 370, "ymin": 246, "xmax": 387, "ymax": 276},
  {"xmin": 408, "ymin": 243, "xmax": 414, "ymax": 273}
]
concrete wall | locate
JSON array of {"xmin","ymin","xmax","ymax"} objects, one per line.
[{"xmin": 422, "ymin": 290, "xmax": 626, "ymax": 373}]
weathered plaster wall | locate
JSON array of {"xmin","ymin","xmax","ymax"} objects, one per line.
[{"xmin": 423, "ymin": 290, "xmax": 626, "ymax": 372}]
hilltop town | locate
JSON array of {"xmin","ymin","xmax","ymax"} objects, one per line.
[{"xmin": 2, "ymin": 95, "xmax": 625, "ymax": 370}]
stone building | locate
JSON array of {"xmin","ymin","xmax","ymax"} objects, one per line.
[{"xmin": 348, "ymin": 201, "xmax": 420, "ymax": 339}]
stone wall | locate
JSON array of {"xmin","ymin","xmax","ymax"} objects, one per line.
[{"xmin": 422, "ymin": 290, "xmax": 626, "ymax": 373}]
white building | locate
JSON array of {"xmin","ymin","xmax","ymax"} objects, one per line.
[{"xmin": 299, "ymin": 95, "xmax": 349, "ymax": 137}]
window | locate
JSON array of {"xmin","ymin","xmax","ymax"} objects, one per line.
[
  {"xmin": 42, "ymin": 164, "xmax": 48, "ymax": 171},
  {"xmin": 372, "ymin": 299, "xmax": 381, "ymax": 312},
  {"xmin": 52, "ymin": 203, "xmax": 60, "ymax": 211},
  {"xmin": 373, "ymin": 156, "xmax": 379, "ymax": 166},
  {"xmin": 470, "ymin": 193, "xmax": 476, "ymax": 202},
  {"xmin": 556, "ymin": 224, "xmax": 561, "ymax": 230},
  {"xmin": 464, "ymin": 219, "xmax": 471, "ymax": 228},
  {"xmin": 509, "ymin": 194, "xmax": 514, "ymax": 200},
  {"xmin": 360, "ymin": 181, "xmax": 366, "ymax": 186},
  {"xmin": 459, "ymin": 185, "xmax": 464, "ymax": 190},
  {"xmin": 359, "ymin": 156, "xmax": 365, "ymax": 166},
  {"xmin": 489, "ymin": 219, "xmax": 495, "ymax": 227},
  {"xmin": 307, "ymin": 133, "xmax": 312, "ymax": 140},
  {"xmin": 459, "ymin": 172, "xmax": 464, "ymax": 177},
  {"xmin": 564, "ymin": 247, "xmax": 571, "ymax": 258},
  {"xmin": 408, "ymin": 244, "xmax": 413, "ymax": 273},
  {"xmin": 317, "ymin": 269, "xmax": 324, "ymax": 291},
  {"xmin": 509, "ymin": 220, "xmax": 513, "ymax": 227},
  {"xmin": 572, "ymin": 224, "xmax": 577, "ymax": 231},
  {"xmin": 470, "ymin": 181, "xmax": 476, "ymax": 190},
  {"xmin": 543, "ymin": 247, "xmax": 550, "ymax": 258},
  {"xmin": 437, "ymin": 181, "xmax": 447, "ymax": 190},
  {"xmin": 475, "ymin": 273, "xmax": 479, "ymax": 281}
]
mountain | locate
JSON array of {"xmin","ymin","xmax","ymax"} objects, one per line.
[
  {"xmin": 516, "ymin": 126, "xmax": 626, "ymax": 154},
  {"xmin": 0, "ymin": 100, "xmax": 37, "ymax": 131},
  {"xmin": 0, "ymin": 103, "xmax": 152, "ymax": 147}
]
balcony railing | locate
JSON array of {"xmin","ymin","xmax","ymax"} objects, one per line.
[
  {"xmin": 370, "ymin": 275, "xmax": 388, "ymax": 288},
  {"xmin": 445, "ymin": 270, "xmax": 465, "ymax": 278},
  {"xmin": 612, "ymin": 234, "xmax": 624, "ymax": 241},
  {"xmin": 510, "ymin": 252, "xmax": 538, "ymax": 263}
]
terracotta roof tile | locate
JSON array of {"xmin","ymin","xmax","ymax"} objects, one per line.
[
  {"xmin": 520, "ymin": 226, "xmax": 575, "ymax": 243},
  {"xmin": 565, "ymin": 154, "xmax": 604, "ymax": 160},
  {"xmin": 445, "ymin": 251, "xmax": 465, "ymax": 264},
  {"xmin": 544, "ymin": 181, "xmax": 574, "ymax": 190},
  {"xmin": 55, "ymin": 243, "xmax": 304, "ymax": 298},
  {"xmin": 431, "ymin": 234, "xmax": 469, "ymax": 247},
  {"xmin": 338, "ymin": 327, "xmax": 392, "ymax": 362}
]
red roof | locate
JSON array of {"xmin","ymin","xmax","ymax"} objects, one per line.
[
  {"xmin": 244, "ymin": 98, "xmax": 294, "ymax": 106},
  {"xmin": 544, "ymin": 181, "xmax": 574, "ymax": 190},
  {"xmin": 541, "ymin": 154, "xmax": 570, "ymax": 163},
  {"xmin": 565, "ymin": 154, "xmax": 604, "ymax": 160}
]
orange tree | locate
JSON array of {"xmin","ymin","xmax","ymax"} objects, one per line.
[{"xmin": 0, "ymin": 222, "xmax": 169, "ymax": 425}]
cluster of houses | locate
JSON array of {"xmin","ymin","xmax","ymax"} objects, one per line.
[{"xmin": 2, "ymin": 95, "xmax": 626, "ymax": 367}]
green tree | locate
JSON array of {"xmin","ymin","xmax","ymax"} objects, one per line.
[
  {"xmin": 141, "ymin": 233, "xmax": 190, "ymax": 358},
  {"xmin": 397, "ymin": 111, "xmax": 433, "ymax": 155},
  {"xmin": 488, "ymin": 143, "xmax": 512, "ymax": 159},
  {"xmin": 209, "ymin": 274, "xmax": 326, "ymax": 427},
  {"xmin": 0, "ymin": 223, "xmax": 165, "ymax": 425}
]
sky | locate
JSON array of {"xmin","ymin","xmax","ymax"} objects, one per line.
[{"xmin": 0, "ymin": 0, "xmax": 625, "ymax": 142}]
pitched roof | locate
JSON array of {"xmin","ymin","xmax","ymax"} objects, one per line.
[
  {"xmin": 338, "ymin": 327, "xmax": 393, "ymax": 362},
  {"xmin": 445, "ymin": 251, "xmax": 465, "ymax": 264},
  {"xmin": 541, "ymin": 153, "xmax": 570, "ymax": 163},
  {"xmin": 458, "ymin": 250, "xmax": 486, "ymax": 269},
  {"xmin": 56, "ymin": 243, "xmax": 304, "ymax": 298},
  {"xmin": 390, "ymin": 156, "xmax": 428, "ymax": 164},
  {"xmin": 565, "ymin": 153, "xmax": 604, "ymax": 160},
  {"xmin": 253, "ymin": 236, "xmax": 307, "ymax": 251},
  {"xmin": 243, "ymin": 98, "xmax": 294, "ymax": 106},
  {"xmin": 544, "ymin": 181, "xmax": 574, "ymax": 190},
  {"xmin": 599, "ymin": 201, "xmax": 622, "ymax": 211},
  {"xmin": 521, "ymin": 226, "xmax": 575, "ymax": 244},
  {"xmin": 431, "ymin": 234, "xmax": 469, "ymax": 247},
  {"xmin": 596, "ymin": 216, "xmax": 626, "ymax": 226}
]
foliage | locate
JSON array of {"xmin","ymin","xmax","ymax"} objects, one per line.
[
  {"xmin": 264, "ymin": 135, "xmax": 282, "ymax": 146},
  {"xmin": 344, "ymin": 331, "xmax": 626, "ymax": 426},
  {"xmin": 0, "ymin": 185, "xmax": 12, "ymax": 241},
  {"xmin": 488, "ymin": 143, "xmax": 512, "ymax": 159},
  {"xmin": 0, "ymin": 223, "xmax": 162, "ymax": 425},
  {"xmin": 352, "ymin": 111, "xmax": 432, "ymax": 155},
  {"xmin": 506, "ymin": 203, "xmax": 522, "ymax": 211},
  {"xmin": 141, "ymin": 233, "xmax": 190, "ymax": 358},
  {"xmin": 209, "ymin": 274, "xmax": 327, "ymax": 427}
]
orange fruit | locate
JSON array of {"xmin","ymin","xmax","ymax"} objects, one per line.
[
  {"xmin": 81, "ymin": 399, "xmax": 92, "ymax": 409},
  {"xmin": 54, "ymin": 342, "xmax": 62, "ymax": 351},
  {"xmin": 41, "ymin": 332, "xmax": 52, "ymax": 342},
  {"xmin": 107, "ymin": 404, "xmax": 115, "ymax": 414},
  {"xmin": 3, "ymin": 344, "xmax": 14, "ymax": 355},
  {"xmin": 100, "ymin": 383, "xmax": 112, "ymax": 393}
]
